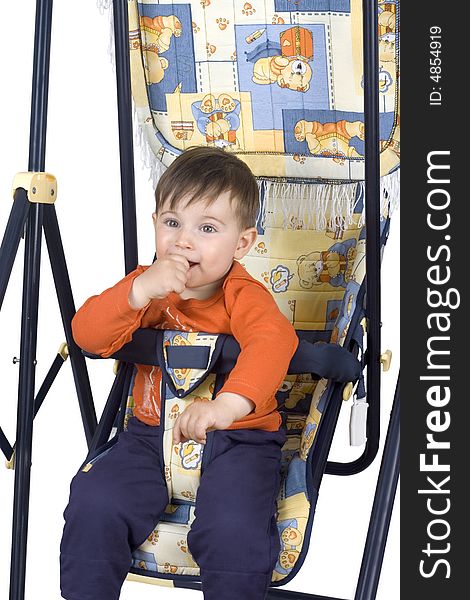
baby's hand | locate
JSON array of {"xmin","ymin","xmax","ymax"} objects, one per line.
[
  {"xmin": 129, "ymin": 255, "xmax": 189, "ymax": 309},
  {"xmin": 172, "ymin": 400, "xmax": 234, "ymax": 445}
]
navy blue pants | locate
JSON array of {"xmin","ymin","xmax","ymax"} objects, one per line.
[{"xmin": 60, "ymin": 417, "xmax": 286, "ymax": 600}]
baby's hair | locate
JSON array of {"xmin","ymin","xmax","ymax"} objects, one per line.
[{"xmin": 154, "ymin": 147, "xmax": 259, "ymax": 229}]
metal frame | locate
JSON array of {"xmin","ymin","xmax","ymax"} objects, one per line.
[
  {"xmin": 2, "ymin": 0, "xmax": 399, "ymax": 598},
  {"xmin": 1, "ymin": 2, "xmax": 97, "ymax": 599}
]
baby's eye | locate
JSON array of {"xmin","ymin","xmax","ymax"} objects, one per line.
[
  {"xmin": 201, "ymin": 224, "xmax": 217, "ymax": 233},
  {"xmin": 164, "ymin": 219, "xmax": 179, "ymax": 228}
]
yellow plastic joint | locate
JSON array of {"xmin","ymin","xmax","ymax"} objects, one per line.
[
  {"xmin": 113, "ymin": 360, "xmax": 120, "ymax": 375},
  {"xmin": 12, "ymin": 172, "xmax": 57, "ymax": 204},
  {"xmin": 380, "ymin": 350, "xmax": 392, "ymax": 372},
  {"xmin": 59, "ymin": 343, "xmax": 69, "ymax": 361},
  {"xmin": 125, "ymin": 573, "xmax": 174, "ymax": 587},
  {"xmin": 342, "ymin": 382, "xmax": 353, "ymax": 401},
  {"xmin": 5, "ymin": 450, "xmax": 15, "ymax": 470}
]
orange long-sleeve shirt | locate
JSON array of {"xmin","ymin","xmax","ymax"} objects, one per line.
[{"xmin": 72, "ymin": 261, "xmax": 298, "ymax": 431}]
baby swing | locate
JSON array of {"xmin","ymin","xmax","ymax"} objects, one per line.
[{"xmin": 3, "ymin": 1, "xmax": 399, "ymax": 599}]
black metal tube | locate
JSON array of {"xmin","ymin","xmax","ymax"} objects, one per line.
[
  {"xmin": 362, "ymin": 0, "xmax": 381, "ymax": 467},
  {"xmin": 43, "ymin": 206, "xmax": 97, "ymax": 445},
  {"xmin": 9, "ymin": 204, "xmax": 44, "ymax": 600},
  {"xmin": 27, "ymin": 0, "xmax": 53, "ymax": 172},
  {"xmin": 9, "ymin": 2, "xmax": 53, "ymax": 599},
  {"xmin": 0, "ymin": 190, "xmax": 30, "ymax": 311},
  {"xmin": 86, "ymin": 362, "xmax": 134, "ymax": 459},
  {"xmin": 268, "ymin": 592, "xmax": 347, "ymax": 600},
  {"xmin": 326, "ymin": 436, "xmax": 378, "ymax": 475},
  {"xmin": 0, "ymin": 188, "xmax": 30, "ymax": 466},
  {"xmin": 8, "ymin": 354, "xmax": 64, "ymax": 459},
  {"xmin": 174, "ymin": 579, "xmax": 347, "ymax": 600},
  {"xmin": 354, "ymin": 376, "xmax": 400, "ymax": 600},
  {"xmin": 32, "ymin": 352, "xmax": 65, "ymax": 418},
  {"xmin": 0, "ymin": 426, "xmax": 13, "ymax": 461},
  {"xmin": 113, "ymin": 0, "xmax": 139, "ymax": 274},
  {"xmin": 310, "ymin": 386, "xmax": 347, "ymax": 486},
  {"xmin": 174, "ymin": 579, "xmax": 347, "ymax": 599},
  {"xmin": 326, "ymin": 0, "xmax": 382, "ymax": 479}
]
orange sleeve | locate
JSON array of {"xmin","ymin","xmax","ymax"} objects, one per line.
[
  {"xmin": 71, "ymin": 267, "xmax": 154, "ymax": 358},
  {"xmin": 219, "ymin": 279, "xmax": 298, "ymax": 415}
]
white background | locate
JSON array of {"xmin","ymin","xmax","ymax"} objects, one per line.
[{"xmin": 0, "ymin": 3, "xmax": 400, "ymax": 599}]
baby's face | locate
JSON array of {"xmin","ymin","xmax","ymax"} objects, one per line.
[{"xmin": 154, "ymin": 191, "xmax": 256, "ymax": 299}]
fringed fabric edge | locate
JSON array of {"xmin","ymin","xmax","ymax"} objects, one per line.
[
  {"xmin": 260, "ymin": 180, "xmax": 360, "ymax": 232},
  {"xmin": 356, "ymin": 168, "xmax": 400, "ymax": 223},
  {"xmin": 97, "ymin": 0, "xmax": 167, "ymax": 187},
  {"xmin": 133, "ymin": 106, "xmax": 167, "ymax": 187},
  {"xmin": 97, "ymin": 1, "xmax": 115, "ymax": 67},
  {"xmin": 260, "ymin": 170, "xmax": 399, "ymax": 232},
  {"xmin": 381, "ymin": 168, "xmax": 400, "ymax": 216},
  {"xmin": 96, "ymin": 0, "xmax": 112, "ymax": 15}
]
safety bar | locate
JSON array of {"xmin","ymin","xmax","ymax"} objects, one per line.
[{"xmin": 84, "ymin": 330, "xmax": 361, "ymax": 383}]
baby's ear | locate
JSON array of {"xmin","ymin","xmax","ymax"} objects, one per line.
[{"xmin": 234, "ymin": 227, "xmax": 257, "ymax": 260}]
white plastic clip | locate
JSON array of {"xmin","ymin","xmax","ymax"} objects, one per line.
[{"xmin": 349, "ymin": 397, "xmax": 369, "ymax": 446}]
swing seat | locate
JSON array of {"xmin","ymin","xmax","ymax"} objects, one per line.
[
  {"xmin": 85, "ymin": 208, "xmax": 390, "ymax": 586},
  {"xmin": 83, "ymin": 0, "xmax": 400, "ymax": 590}
]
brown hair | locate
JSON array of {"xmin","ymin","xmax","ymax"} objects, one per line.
[{"xmin": 154, "ymin": 147, "xmax": 259, "ymax": 229}]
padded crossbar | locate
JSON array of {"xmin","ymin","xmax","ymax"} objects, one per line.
[{"xmin": 104, "ymin": 331, "xmax": 361, "ymax": 382}]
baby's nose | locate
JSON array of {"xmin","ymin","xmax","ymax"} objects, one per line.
[{"xmin": 175, "ymin": 229, "xmax": 194, "ymax": 249}]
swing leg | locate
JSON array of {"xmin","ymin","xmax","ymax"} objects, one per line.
[
  {"xmin": 43, "ymin": 205, "xmax": 97, "ymax": 445},
  {"xmin": 8, "ymin": 1, "xmax": 52, "ymax": 595},
  {"xmin": 354, "ymin": 377, "xmax": 400, "ymax": 600},
  {"xmin": 0, "ymin": 191, "xmax": 32, "ymax": 465},
  {"xmin": 9, "ymin": 200, "xmax": 44, "ymax": 600},
  {"xmin": 0, "ymin": 192, "xmax": 31, "ymax": 310},
  {"xmin": 6, "ymin": 1, "xmax": 96, "ymax": 598}
]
